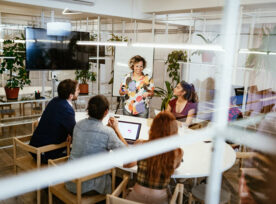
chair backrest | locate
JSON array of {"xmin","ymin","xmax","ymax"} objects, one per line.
[
  {"xmin": 49, "ymin": 156, "xmax": 116, "ymax": 204},
  {"xmin": 107, "ymin": 175, "xmax": 184, "ymax": 204},
  {"xmin": 170, "ymin": 183, "xmax": 184, "ymax": 204},
  {"xmin": 106, "ymin": 195, "xmax": 142, "ymax": 204}
]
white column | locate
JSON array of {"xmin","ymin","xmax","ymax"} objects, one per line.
[
  {"xmin": 185, "ymin": 10, "xmax": 193, "ymax": 82},
  {"xmin": 86, "ymin": 17, "xmax": 89, "ymax": 32},
  {"xmin": 242, "ymin": 15, "xmax": 256, "ymax": 113},
  {"xmin": 152, "ymin": 13, "xmax": 155, "ymax": 42},
  {"xmin": 97, "ymin": 16, "xmax": 100, "ymax": 94},
  {"xmin": 134, "ymin": 20, "xmax": 137, "ymax": 42},
  {"xmin": 165, "ymin": 14, "xmax": 169, "ymax": 43},
  {"xmin": 122, "ymin": 21, "xmax": 126, "ymax": 40},
  {"xmin": 232, "ymin": 7, "xmax": 243, "ymax": 86},
  {"xmin": 0, "ymin": 12, "xmax": 3, "ymax": 86},
  {"xmin": 41, "ymin": 11, "xmax": 46, "ymax": 108},
  {"xmin": 205, "ymin": 0, "xmax": 240, "ymax": 204}
]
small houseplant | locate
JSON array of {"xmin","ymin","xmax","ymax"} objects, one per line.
[
  {"xmin": 154, "ymin": 50, "xmax": 188, "ymax": 110},
  {"xmin": 0, "ymin": 34, "xmax": 31, "ymax": 99},
  {"xmin": 192, "ymin": 33, "xmax": 219, "ymax": 63},
  {"xmin": 75, "ymin": 69, "xmax": 96, "ymax": 94}
]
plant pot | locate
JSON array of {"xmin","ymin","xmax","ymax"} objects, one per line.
[
  {"xmin": 79, "ymin": 83, "xmax": 89, "ymax": 95},
  {"xmin": 202, "ymin": 52, "xmax": 214, "ymax": 63},
  {"xmin": 5, "ymin": 87, "xmax": 20, "ymax": 100}
]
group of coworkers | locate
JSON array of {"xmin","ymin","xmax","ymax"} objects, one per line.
[{"xmin": 29, "ymin": 55, "xmax": 198, "ymax": 204}]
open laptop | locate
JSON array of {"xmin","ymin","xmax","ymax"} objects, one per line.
[{"xmin": 118, "ymin": 121, "xmax": 141, "ymax": 144}]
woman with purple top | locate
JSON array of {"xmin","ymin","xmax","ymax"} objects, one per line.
[{"xmin": 166, "ymin": 81, "xmax": 198, "ymax": 126}]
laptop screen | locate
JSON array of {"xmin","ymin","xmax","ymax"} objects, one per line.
[{"xmin": 118, "ymin": 121, "xmax": 141, "ymax": 141}]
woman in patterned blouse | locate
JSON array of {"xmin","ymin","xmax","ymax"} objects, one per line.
[{"xmin": 119, "ymin": 55, "xmax": 154, "ymax": 118}]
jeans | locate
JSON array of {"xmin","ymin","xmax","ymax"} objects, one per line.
[{"xmin": 123, "ymin": 107, "xmax": 149, "ymax": 118}]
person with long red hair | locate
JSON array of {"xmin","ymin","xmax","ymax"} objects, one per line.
[{"xmin": 125, "ymin": 111, "xmax": 183, "ymax": 204}]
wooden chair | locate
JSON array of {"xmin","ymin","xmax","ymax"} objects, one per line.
[
  {"xmin": 0, "ymin": 104, "xmax": 16, "ymax": 136},
  {"xmin": 31, "ymin": 102, "xmax": 43, "ymax": 115},
  {"xmin": 106, "ymin": 175, "xmax": 184, "ymax": 204},
  {"xmin": 236, "ymin": 152, "xmax": 258, "ymax": 169},
  {"xmin": 188, "ymin": 183, "xmax": 231, "ymax": 204},
  {"xmin": 48, "ymin": 156, "xmax": 116, "ymax": 204},
  {"xmin": 13, "ymin": 124, "xmax": 71, "ymax": 204}
]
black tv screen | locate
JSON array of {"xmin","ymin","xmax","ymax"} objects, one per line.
[{"xmin": 26, "ymin": 27, "xmax": 91, "ymax": 70}]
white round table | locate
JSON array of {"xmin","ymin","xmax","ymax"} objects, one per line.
[{"xmin": 75, "ymin": 112, "xmax": 236, "ymax": 179}]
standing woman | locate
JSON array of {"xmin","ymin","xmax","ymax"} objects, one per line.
[
  {"xmin": 166, "ymin": 81, "xmax": 198, "ymax": 126},
  {"xmin": 119, "ymin": 55, "xmax": 154, "ymax": 118}
]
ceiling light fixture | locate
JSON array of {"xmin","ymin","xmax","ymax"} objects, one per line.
[
  {"xmin": 77, "ymin": 41, "xmax": 128, "ymax": 47},
  {"xmin": 131, "ymin": 42, "xmax": 224, "ymax": 51},
  {"xmin": 239, "ymin": 49, "xmax": 276, "ymax": 55}
]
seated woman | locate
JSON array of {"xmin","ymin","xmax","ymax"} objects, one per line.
[
  {"xmin": 125, "ymin": 111, "xmax": 183, "ymax": 204},
  {"xmin": 166, "ymin": 81, "xmax": 198, "ymax": 126},
  {"xmin": 65, "ymin": 95, "xmax": 127, "ymax": 195}
]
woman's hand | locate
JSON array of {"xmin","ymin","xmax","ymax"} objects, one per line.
[
  {"xmin": 119, "ymin": 89, "xmax": 129, "ymax": 96},
  {"xmin": 119, "ymin": 85, "xmax": 129, "ymax": 96}
]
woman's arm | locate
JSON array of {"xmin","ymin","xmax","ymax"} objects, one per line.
[
  {"xmin": 166, "ymin": 104, "xmax": 172, "ymax": 112},
  {"xmin": 123, "ymin": 139, "xmax": 146, "ymax": 168},
  {"xmin": 174, "ymin": 148, "xmax": 184, "ymax": 169},
  {"xmin": 185, "ymin": 109, "xmax": 195, "ymax": 126},
  {"xmin": 119, "ymin": 84, "xmax": 128, "ymax": 96}
]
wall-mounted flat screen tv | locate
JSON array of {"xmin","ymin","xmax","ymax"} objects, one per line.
[{"xmin": 26, "ymin": 27, "xmax": 92, "ymax": 70}]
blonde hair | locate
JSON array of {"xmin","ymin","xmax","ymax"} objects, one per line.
[{"xmin": 128, "ymin": 55, "xmax": 147, "ymax": 70}]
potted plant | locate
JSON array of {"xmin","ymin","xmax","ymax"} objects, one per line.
[
  {"xmin": 154, "ymin": 50, "xmax": 188, "ymax": 110},
  {"xmin": 192, "ymin": 33, "xmax": 219, "ymax": 63},
  {"xmin": 0, "ymin": 34, "xmax": 31, "ymax": 100},
  {"xmin": 75, "ymin": 69, "xmax": 96, "ymax": 94}
]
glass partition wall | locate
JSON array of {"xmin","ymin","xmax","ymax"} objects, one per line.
[{"xmin": 0, "ymin": 1, "xmax": 276, "ymax": 204}]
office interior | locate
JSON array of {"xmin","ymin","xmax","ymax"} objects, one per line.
[{"xmin": 0, "ymin": 0, "xmax": 276, "ymax": 204}]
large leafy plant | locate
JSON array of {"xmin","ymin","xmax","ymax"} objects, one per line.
[
  {"xmin": 0, "ymin": 33, "xmax": 31, "ymax": 89},
  {"xmin": 154, "ymin": 50, "xmax": 188, "ymax": 110}
]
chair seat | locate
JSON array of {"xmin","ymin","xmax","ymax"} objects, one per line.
[
  {"xmin": 15, "ymin": 154, "xmax": 46, "ymax": 171},
  {"xmin": 192, "ymin": 183, "xmax": 231, "ymax": 204},
  {"xmin": 50, "ymin": 183, "xmax": 106, "ymax": 204}
]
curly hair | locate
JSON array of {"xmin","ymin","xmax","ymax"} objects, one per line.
[{"xmin": 128, "ymin": 55, "xmax": 147, "ymax": 70}]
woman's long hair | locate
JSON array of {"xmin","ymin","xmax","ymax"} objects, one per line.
[
  {"xmin": 146, "ymin": 111, "xmax": 178, "ymax": 182},
  {"xmin": 180, "ymin": 80, "xmax": 198, "ymax": 103}
]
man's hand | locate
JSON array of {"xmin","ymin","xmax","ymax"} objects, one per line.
[
  {"xmin": 67, "ymin": 135, "xmax": 72, "ymax": 144},
  {"xmin": 108, "ymin": 117, "xmax": 119, "ymax": 131}
]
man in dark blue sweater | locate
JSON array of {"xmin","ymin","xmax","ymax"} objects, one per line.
[{"xmin": 30, "ymin": 79, "xmax": 80, "ymax": 163}]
